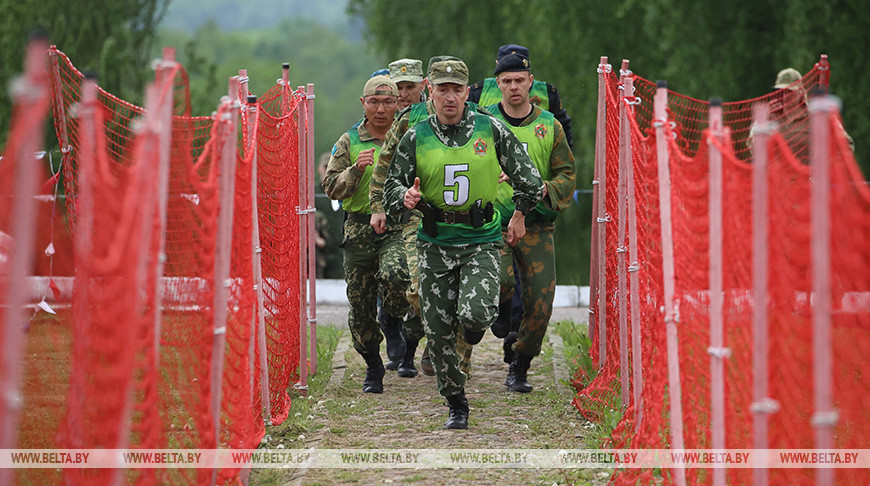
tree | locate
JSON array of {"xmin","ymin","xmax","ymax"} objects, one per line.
[
  {"xmin": 0, "ymin": 0, "xmax": 169, "ymax": 145},
  {"xmin": 348, "ymin": 0, "xmax": 870, "ymax": 284}
]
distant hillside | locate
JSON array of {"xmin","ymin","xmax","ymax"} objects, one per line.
[{"xmin": 161, "ymin": 0, "xmax": 361, "ymax": 38}]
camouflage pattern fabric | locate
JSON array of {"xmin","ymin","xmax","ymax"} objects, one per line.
[
  {"xmin": 342, "ymin": 220, "xmax": 410, "ymax": 354},
  {"xmin": 499, "ymin": 222, "xmax": 556, "ymax": 357},
  {"xmin": 403, "ymin": 210, "xmax": 472, "ymax": 374},
  {"xmin": 418, "ymin": 239, "xmax": 501, "ymax": 398},
  {"xmin": 455, "ymin": 331, "xmax": 473, "ymax": 377},
  {"xmin": 383, "ymin": 104, "xmax": 543, "ymax": 399},
  {"xmin": 400, "ymin": 213, "xmax": 425, "ymax": 342}
]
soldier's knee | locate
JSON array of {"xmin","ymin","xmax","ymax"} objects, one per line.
[{"xmin": 458, "ymin": 301, "xmax": 497, "ymax": 331}]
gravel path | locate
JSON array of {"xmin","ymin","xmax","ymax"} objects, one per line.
[{"xmin": 285, "ymin": 305, "xmax": 610, "ymax": 485}]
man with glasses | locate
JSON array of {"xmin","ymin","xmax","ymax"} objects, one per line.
[{"xmin": 322, "ymin": 76, "xmax": 409, "ymax": 394}]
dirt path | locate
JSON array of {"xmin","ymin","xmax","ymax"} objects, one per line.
[{"xmin": 286, "ymin": 306, "xmax": 610, "ymax": 485}]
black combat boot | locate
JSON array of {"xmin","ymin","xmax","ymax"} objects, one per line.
[
  {"xmin": 378, "ymin": 307, "xmax": 406, "ymax": 370},
  {"xmin": 464, "ymin": 326, "xmax": 486, "ymax": 345},
  {"xmin": 490, "ymin": 299, "xmax": 512, "ymax": 338},
  {"xmin": 397, "ymin": 337, "xmax": 418, "ymax": 378},
  {"xmin": 443, "ymin": 390, "xmax": 469, "ymax": 429},
  {"xmin": 505, "ymin": 352, "xmax": 533, "ymax": 393},
  {"xmin": 361, "ymin": 352, "xmax": 385, "ymax": 393},
  {"xmin": 502, "ymin": 331, "xmax": 518, "ymax": 364}
]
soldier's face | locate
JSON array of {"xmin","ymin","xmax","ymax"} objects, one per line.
[
  {"xmin": 431, "ymin": 82, "xmax": 468, "ymax": 125},
  {"xmin": 361, "ymin": 87, "xmax": 398, "ymax": 130},
  {"xmin": 397, "ymin": 81, "xmax": 425, "ymax": 109},
  {"xmin": 496, "ymin": 71, "xmax": 533, "ymax": 109}
]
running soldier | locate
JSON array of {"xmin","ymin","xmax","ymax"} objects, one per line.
[
  {"xmin": 322, "ymin": 76, "xmax": 409, "ymax": 393},
  {"xmin": 370, "ymin": 56, "xmax": 488, "ymax": 378},
  {"xmin": 469, "ymin": 44, "xmax": 574, "ymax": 150},
  {"xmin": 376, "ymin": 58, "xmax": 427, "ymax": 372},
  {"xmin": 485, "ymin": 50, "xmax": 575, "ymax": 392},
  {"xmin": 383, "ymin": 59, "xmax": 543, "ymax": 429}
]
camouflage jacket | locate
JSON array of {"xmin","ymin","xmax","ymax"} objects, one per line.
[{"xmin": 383, "ymin": 105, "xmax": 544, "ymax": 229}]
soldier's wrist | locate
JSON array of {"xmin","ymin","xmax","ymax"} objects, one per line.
[{"xmin": 514, "ymin": 200, "xmax": 530, "ymax": 216}]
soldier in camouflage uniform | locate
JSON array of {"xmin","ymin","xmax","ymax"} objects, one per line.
[
  {"xmin": 485, "ymin": 51, "xmax": 575, "ymax": 393},
  {"xmin": 371, "ymin": 56, "xmax": 489, "ymax": 379},
  {"xmin": 369, "ymin": 58, "xmax": 425, "ymax": 376},
  {"xmin": 748, "ymin": 67, "xmax": 854, "ymax": 161},
  {"xmin": 469, "ymin": 44, "xmax": 574, "ymax": 151},
  {"xmin": 390, "ymin": 58, "xmax": 426, "ymax": 110},
  {"xmin": 383, "ymin": 59, "xmax": 543, "ymax": 429},
  {"xmin": 322, "ymin": 76, "xmax": 409, "ymax": 394}
]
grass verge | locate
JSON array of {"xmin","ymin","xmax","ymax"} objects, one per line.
[
  {"xmin": 552, "ymin": 320, "xmax": 624, "ymax": 448},
  {"xmin": 249, "ymin": 324, "xmax": 342, "ymax": 485}
]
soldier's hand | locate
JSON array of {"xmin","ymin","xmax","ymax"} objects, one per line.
[
  {"xmin": 356, "ymin": 148, "xmax": 376, "ymax": 172},
  {"xmin": 498, "ymin": 172, "xmax": 509, "ymax": 183},
  {"xmin": 404, "ymin": 177, "xmax": 421, "ymax": 209},
  {"xmin": 506, "ymin": 210, "xmax": 526, "ymax": 247},
  {"xmin": 370, "ymin": 212, "xmax": 387, "ymax": 234}
]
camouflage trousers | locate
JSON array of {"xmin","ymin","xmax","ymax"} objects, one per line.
[
  {"xmin": 400, "ymin": 215, "xmax": 425, "ymax": 342},
  {"xmin": 418, "ymin": 239, "xmax": 501, "ymax": 398},
  {"xmin": 342, "ymin": 219, "xmax": 409, "ymax": 355},
  {"xmin": 403, "ymin": 216, "xmax": 471, "ymax": 367},
  {"xmin": 499, "ymin": 221, "xmax": 556, "ymax": 357}
]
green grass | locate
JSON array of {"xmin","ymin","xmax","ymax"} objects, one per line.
[
  {"xmin": 552, "ymin": 320, "xmax": 624, "ymax": 448},
  {"xmin": 248, "ymin": 324, "xmax": 342, "ymax": 485}
]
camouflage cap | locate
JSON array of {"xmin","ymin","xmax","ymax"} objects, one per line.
[
  {"xmin": 389, "ymin": 58, "xmax": 423, "ymax": 83},
  {"xmin": 427, "ymin": 55, "xmax": 461, "ymax": 77},
  {"xmin": 362, "ymin": 75, "xmax": 398, "ymax": 97},
  {"xmin": 428, "ymin": 59, "xmax": 468, "ymax": 86},
  {"xmin": 773, "ymin": 67, "xmax": 802, "ymax": 90}
]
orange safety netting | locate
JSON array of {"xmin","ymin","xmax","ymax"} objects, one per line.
[
  {"xmin": 582, "ymin": 57, "xmax": 870, "ymax": 485},
  {"xmin": 7, "ymin": 44, "xmax": 309, "ymax": 486},
  {"xmin": 249, "ymin": 82, "xmax": 305, "ymax": 425},
  {"xmin": 0, "ymin": 38, "xmax": 52, "ymax": 486}
]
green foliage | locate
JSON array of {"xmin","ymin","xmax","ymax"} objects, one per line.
[
  {"xmin": 552, "ymin": 320, "xmax": 593, "ymax": 387},
  {"xmin": 349, "ymin": 0, "xmax": 870, "ymax": 285},
  {"xmin": 153, "ymin": 17, "xmax": 388, "ymax": 164},
  {"xmin": 161, "ymin": 0, "xmax": 354, "ymax": 33},
  {"xmin": 0, "ymin": 0, "xmax": 169, "ymax": 144}
]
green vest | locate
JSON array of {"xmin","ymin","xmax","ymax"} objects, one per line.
[
  {"xmin": 479, "ymin": 78, "xmax": 550, "ymax": 111},
  {"xmin": 487, "ymin": 106, "xmax": 559, "ymax": 224},
  {"xmin": 343, "ymin": 129, "xmax": 379, "ymax": 214},
  {"xmin": 408, "ymin": 103, "xmax": 430, "ymax": 126},
  {"xmin": 414, "ymin": 113, "xmax": 502, "ymax": 245}
]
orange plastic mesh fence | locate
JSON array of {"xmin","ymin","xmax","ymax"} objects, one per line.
[
  {"xmin": 583, "ymin": 58, "xmax": 869, "ymax": 485},
  {"xmin": 58, "ymin": 77, "xmax": 166, "ymax": 485},
  {"xmin": 8, "ymin": 47, "xmax": 308, "ymax": 485},
  {"xmin": 573, "ymin": 70, "xmax": 621, "ymax": 420},
  {"xmin": 1, "ymin": 39, "xmax": 53, "ymax": 486},
  {"xmin": 250, "ymin": 82, "xmax": 305, "ymax": 424},
  {"xmin": 826, "ymin": 113, "xmax": 870, "ymax": 486}
]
